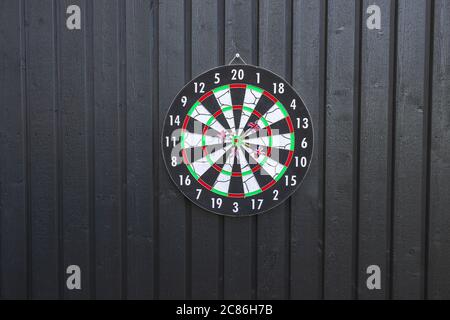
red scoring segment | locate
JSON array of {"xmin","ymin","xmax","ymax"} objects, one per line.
[
  {"xmin": 198, "ymin": 91, "xmax": 213, "ymax": 102},
  {"xmin": 230, "ymin": 84, "xmax": 247, "ymax": 89},
  {"xmin": 263, "ymin": 91, "xmax": 277, "ymax": 103},
  {"xmin": 197, "ymin": 178, "xmax": 212, "ymax": 190}
]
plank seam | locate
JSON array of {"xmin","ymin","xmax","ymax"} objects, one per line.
[
  {"xmin": 86, "ymin": 0, "xmax": 97, "ymax": 299},
  {"xmin": 285, "ymin": 0, "xmax": 293, "ymax": 300},
  {"xmin": 387, "ymin": 0, "xmax": 399, "ymax": 300},
  {"xmin": 184, "ymin": 0, "xmax": 192, "ymax": 300},
  {"xmin": 152, "ymin": 0, "xmax": 160, "ymax": 300},
  {"xmin": 119, "ymin": 0, "xmax": 128, "ymax": 300},
  {"xmin": 319, "ymin": 0, "xmax": 328, "ymax": 300},
  {"xmin": 21, "ymin": 0, "xmax": 32, "ymax": 300},
  {"xmin": 251, "ymin": 0, "xmax": 260, "ymax": 301},
  {"xmin": 53, "ymin": 0, "xmax": 64, "ymax": 300},
  {"xmin": 423, "ymin": 0, "xmax": 435, "ymax": 300},
  {"xmin": 217, "ymin": 0, "xmax": 226, "ymax": 301},
  {"xmin": 353, "ymin": 0, "xmax": 363, "ymax": 300}
]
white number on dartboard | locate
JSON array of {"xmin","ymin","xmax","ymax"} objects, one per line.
[
  {"xmin": 214, "ymin": 73, "xmax": 220, "ymax": 84},
  {"xmin": 285, "ymin": 175, "xmax": 297, "ymax": 186},
  {"xmin": 301, "ymin": 138, "xmax": 308, "ymax": 149},
  {"xmin": 273, "ymin": 190, "xmax": 279, "ymax": 201},
  {"xmin": 231, "ymin": 69, "xmax": 244, "ymax": 80},
  {"xmin": 181, "ymin": 96, "xmax": 187, "ymax": 107},
  {"xmin": 251, "ymin": 199, "xmax": 264, "ymax": 210},
  {"xmin": 273, "ymin": 83, "xmax": 285, "ymax": 94},
  {"xmin": 165, "ymin": 136, "xmax": 177, "ymax": 147},
  {"xmin": 194, "ymin": 82, "xmax": 205, "ymax": 93},
  {"xmin": 179, "ymin": 175, "xmax": 191, "ymax": 186},
  {"xmin": 295, "ymin": 156, "xmax": 308, "ymax": 168},
  {"xmin": 290, "ymin": 99, "xmax": 296, "ymax": 110},
  {"xmin": 211, "ymin": 198, "xmax": 223, "ymax": 209},
  {"xmin": 169, "ymin": 115, "xmax": 180, "ymax": 126},
  {"xmin": 233, "ymin": 202, "xmax": 239, "ymax": 213},
  {"xmin": 296, "ymin": 117, "xmax": 310, "ymax": 129}
]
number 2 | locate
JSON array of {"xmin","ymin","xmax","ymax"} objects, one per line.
[{"xmin": 273, "ymin": 190, "xmax": 279, "ymax": 201}]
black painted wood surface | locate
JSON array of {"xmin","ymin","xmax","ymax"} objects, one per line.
[{"xmin": 1, "ymin": 0, "xmax": 449, "ymax": 300}]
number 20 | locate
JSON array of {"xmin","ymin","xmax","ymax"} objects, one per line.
[{"xmin": 231, "ymin": 69, "xmax": 244, "ymax": 80}]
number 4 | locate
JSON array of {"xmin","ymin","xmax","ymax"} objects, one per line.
[{"xmin": 290, "ymin": 99, "xmax": 296, "ymax": 110}]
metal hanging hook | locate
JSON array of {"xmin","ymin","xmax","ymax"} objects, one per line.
[{"xmin": 228, "ymin": 53, "xmax": 247, "ymax": 65}]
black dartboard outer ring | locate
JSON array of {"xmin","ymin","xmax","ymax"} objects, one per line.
[{"xmin": 161, "ymin": 64, "xmax": 313, "ymax": 217}]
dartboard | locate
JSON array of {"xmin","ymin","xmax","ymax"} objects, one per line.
[{"xmin": 161, "ymin": 64, "xmax": 313, "ymax": 216}]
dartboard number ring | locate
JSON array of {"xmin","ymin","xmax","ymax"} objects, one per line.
[{"xmin": 161, "ymin": 64, "xmax": 313, "ymax": 216}]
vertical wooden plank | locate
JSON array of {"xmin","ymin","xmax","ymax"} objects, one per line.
[
  {"xmin": 223, "ymin": 0, "xmax": 257, "ymax": 300},
  {"xmin": 357, "ymin": 0, "xmax": 392, "ymax": 299},
  {"xmin": 59, "ymin": 0, "xmax": 90, "ymax": 299},
  {"xmin": 92, "ymin": 0, "xmax": 122, "ymax": 299},
  {"xmin": 125, "ymin": 0, "xmax": 155, "ymax": 300},
  {"xmin": 290, "ymin": 0, "xmax": 324, "ymax": 299},
  {"xmin": 392, "ymin": 0, "xmax": 427, "ymax": 300},
  {"xmin": 0, "ymin": 0, "xmax": 28, "ymax": 299},
  {"xmin": 428, "ymin": 0, "xmax": 450, "ymax": 300},
  {"xmin": 85, "ymin": 0, "xmax": 96, "ymax": 299},
  {"xmin": 257, "ymin": 0, "xmax": 290, "ymax": 300},
  {"xmin": 324, "ymin": 0, "xmax": 358, "ymax": 299},
  {"xmin": 119, "ymin": 0, "xmax": 127, "ymax": 300},
  {"xmin": 158, "ymin": 0, "xmax": 188, "ymax": 299},
  {"xmin": 190, "ymin": 0, "xmax": 222, "ymax": 299},
  {"xmin": 25, "ymin": 0, "xmax": 60, "ymax": 299}
]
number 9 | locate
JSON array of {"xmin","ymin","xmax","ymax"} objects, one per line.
[{"xmin": 181, "ymin": 96, "xmax": 187, "ymax": 107}]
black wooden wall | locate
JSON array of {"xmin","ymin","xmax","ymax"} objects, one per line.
[{"xmin": 0, "ymin": 0, "xmax": 449, "ymax": 300}]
